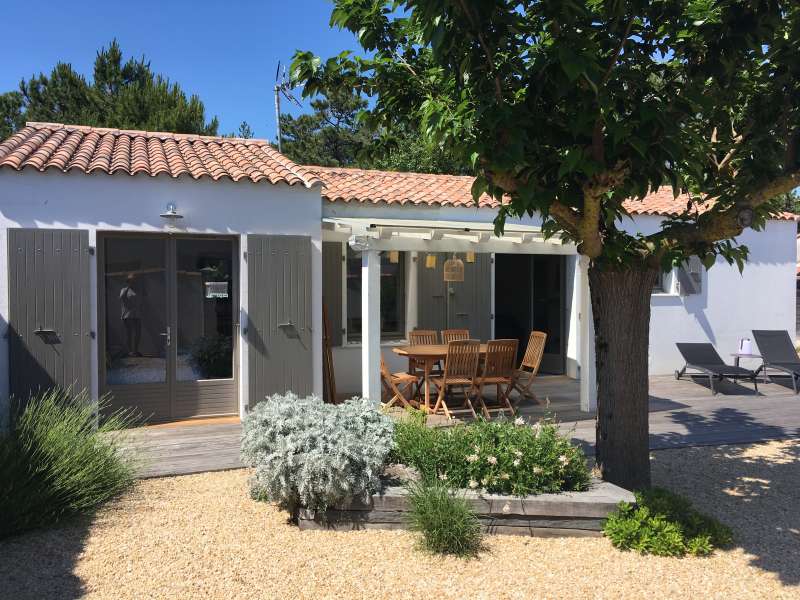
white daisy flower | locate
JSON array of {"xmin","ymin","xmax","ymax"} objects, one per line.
[
  {"xmin": 514, "ymin": 417, "xmax": 525, "ymax": 426},
  {"xmin": 438, "ymin": 473, "xmax": 448, "ymax": 481},
  {"xmin": 513, "ymin": 458, "xmax": 521, "ymax": 467},
  {"xmin": 466, "ymin": 454, "xmax": 479, "ymax": 463},
  {"xmin": 468, "ymin": 479, "xmax": 479, "ymax": 489},
  {"xmin": 533, "ymin": 466, "xmax": 543, "ymax": 475},
  {"xmin": 487, "ymin": 456, "xmax": 498, "ymax": 465}
]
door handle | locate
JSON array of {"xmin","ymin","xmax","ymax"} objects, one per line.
[
  {"xmin": 159, "ymin": 326, "xmax": 171, "ymax": 347},
  {"xmin": 278, "ymin": 320, "xmax": 295, "ymax": 329},
  {"xmin": 34, "ymin": 328, "xmax": 61, "ymax": 344}
]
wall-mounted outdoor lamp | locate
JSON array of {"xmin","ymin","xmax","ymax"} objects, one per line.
[{"xmin": 160, "ymin": 202, "xmax": 184, "ymax": 227}]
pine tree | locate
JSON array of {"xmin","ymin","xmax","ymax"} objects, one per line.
[{"xmin": 1, "ymin": 40, "xmax": 218, "ymax": 137}]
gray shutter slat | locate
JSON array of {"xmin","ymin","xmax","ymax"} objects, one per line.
[
  {"xmin": 417, "ymin": 252, "xmax": 447, "ymax": 333},
  {"xmin": 8, "ymin": 228, "xmax": 91, "ymax": 406},
  {"xmin": 677, "ymin": 256, "xmax": 703, "ymax": 296},
  {"xmin": 247, "ymin": 235, "xmax": 312, "ymax": 408},
  {"xmin": 322, "ymin": 242, "xmax": 343, "ymax": 347}
]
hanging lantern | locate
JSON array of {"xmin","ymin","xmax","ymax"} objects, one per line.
[
  {"xmin": 388, "ymin": 250, "xmax": 399, "ymax": 264},
  {"xmin": 425, "ymin": 253, "xmax": 437, "ymax": 269},
  {"xmin": 465, "ymin": 251, "xmax": 476, "ymax": 263},
  {"xmin": 443, "ymin": 254, "xmax": 465, "ymax": 282}
]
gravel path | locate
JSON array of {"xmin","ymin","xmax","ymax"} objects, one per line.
[{"xmin": 1, "ymin": 440, "xmax": 798, "ymax": 600}]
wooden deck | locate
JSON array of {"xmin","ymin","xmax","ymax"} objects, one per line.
[{"xmin": 129, "ymin": 374, "xmax": 800, "ymax": 478}]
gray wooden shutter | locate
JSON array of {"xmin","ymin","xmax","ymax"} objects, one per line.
[
  {"xmin": 677, "ymin": 256, "xmax": 703, "ymax": 296},
  {"xmin": 417, "ymin": 253, "xmax": 447, "ymax": 333},
  {"xmin": 247, "ymin": 235, "xmax": 312, "ymax": 408},
  {"xmin": 8, "ymin": 229, "xmax": 91, "ymax": 404},
  {"xmin": 448, "ymin": 253, "xmax": 492, "ymax": 341},
  {"xmin": 322, "ymin": 242, "xmax": 343, "ymax": 347},
  {"xmin": 417, "ymin": 252, "xmax": 492, "ymax": 341}
]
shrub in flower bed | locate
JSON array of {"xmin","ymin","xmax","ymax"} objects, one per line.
[
  {"xmin": 241, "ymin": 394, "xmax": 394, "ymax": 514},
  {"xmin": 604, "ymin": 487, "xmax": 733, "ymax": 557},
  {"xmin": 407, "ymin": 482, "xmax": 483, "ymax": 557},
  {"xmin": 392, "ymin": 413, "xmax": 590, "ymax": 495}
]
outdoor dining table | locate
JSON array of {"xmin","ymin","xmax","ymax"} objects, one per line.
[{"xmin": 393, "ymin": 343, "xmax": 489, "ymax": 412}]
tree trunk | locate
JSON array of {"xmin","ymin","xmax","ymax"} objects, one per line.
[{"xmin": 589, "ymin": 265, "xmax": 658, "ymax": 491}]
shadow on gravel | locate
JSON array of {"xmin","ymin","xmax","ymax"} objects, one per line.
[
  {"xmin": 651, "ymin": 423, "xmax": 800, "ymax": 586},
  {"xmin": 0, "ymin": 515, "xmax": 93, "ymax": 600}
]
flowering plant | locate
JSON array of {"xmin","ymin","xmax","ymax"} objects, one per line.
[{"xmin": 392, "ymin": 415, "xmax": 589, "ymax": 495}]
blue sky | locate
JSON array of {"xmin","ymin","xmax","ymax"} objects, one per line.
[{"xmin": 0, "ymin": 0, "xmax": 361, "ymax": 139}]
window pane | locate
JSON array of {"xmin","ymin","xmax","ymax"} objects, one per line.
[
  {"xmin": 104, "ymin": 238, "xmax": 168, "ymax": 385},
  {"xmin": 175, "ymin": 239, "xmax": 234, "ymax": 381},
  {"xmin": 346, "ymin": 248, "xmax": 406, "ymax": 342}
]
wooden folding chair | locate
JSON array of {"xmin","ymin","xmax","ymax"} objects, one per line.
[
  {"xmin": 474, "ymin": 339, "xmax": 519, "ymax": 419},
  {"xmin": 408, "ymin": 329, "xmax": 442, "ymax": 380},
  {"xmin": 512, "ymin": 331, "xmax": 547, "ymax": 404},
  {"xmin": 431, "ymin": 339, "xmax": 480, "ymax": 419},
  {"xmin": 441, "ymin": 329, "xmax": 470, "ymax": 344},
  {"xmin": 380, "ymin": 355, "xmax": 417, "ymax": 409}
]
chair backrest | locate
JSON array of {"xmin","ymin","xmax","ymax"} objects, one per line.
[
  {"xmin": 520, "ymin": 331, "xmax": 547, "ymax": 372},
  {"xmin": 675, "ymin": 342, "xmax": 725, "ymax": 366},
  {"xmin": 482, "ymin": 339, "xmax": 519, "ymax": 379},
  {"xmin": 442, "ymin": 329, "xmax": 470, "ymax": 344},
  {"xmin": 752, "ymin": 330, "xmax": 800, "ymax": 364},
  {"xmin": 443, "ymin": 339, "xmax": 480, "ymax": 380},
  {"xmin": 409, "ymin": 329, "xmax": 438, "ymax": 345}
]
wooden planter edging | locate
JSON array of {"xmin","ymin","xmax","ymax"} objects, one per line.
[{"xmin": 297, "ymin": 478, "xmax": 635, "ymax": 538}]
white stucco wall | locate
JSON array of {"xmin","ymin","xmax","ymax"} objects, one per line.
[
  {"xmin": 629, "ymin": 215, "xmax": 797, "ymax": 374},
  {"xmin": 0, "ymin": 169, "xmax": 323, "ymax": 424}
]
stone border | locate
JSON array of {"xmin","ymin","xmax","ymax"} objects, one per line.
[{"xmin": 297, "ymin": 478, "xmax": 634, "ymax": 537}]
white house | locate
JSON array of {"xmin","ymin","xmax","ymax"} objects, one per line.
[{"xmin": 0, "ymin": 122, "xmax": 795, "ymax": 427}]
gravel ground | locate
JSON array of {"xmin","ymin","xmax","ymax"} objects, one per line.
[{"xmin": 1, "ymin": 440, "xmax": 798, "ymax": 600}]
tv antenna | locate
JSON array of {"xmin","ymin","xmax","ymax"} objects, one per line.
[{"xmin": 274, "ymin": 61, "xmax": 301, "ymax": 153}]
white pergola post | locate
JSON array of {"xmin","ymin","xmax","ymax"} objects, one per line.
[
  {"xmin": 578, "ymin": 256, "xmax": 597, "ymax": 412},
  {"xmin": 361, "ymin": 248, "xmax": 382, "ymax": 402}
]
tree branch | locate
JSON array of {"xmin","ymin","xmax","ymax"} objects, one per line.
[
  {"xmin": 652, "ymin": 169, "xmax": 800, "ymax": 249},
  {"xmin": 456, "ymin": 0, "xmax": 503, "ymax": 103},
  {"xmin": 599, "ymin": 18, "xmax": 635, "ymax": 88}
]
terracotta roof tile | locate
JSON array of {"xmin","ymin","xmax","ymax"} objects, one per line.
[
  {"xmin": 312, "ymin": 166, "xmax": 797, "ymax": 221},
  {"xmin": 0, "ymin": 122, "xmax": 321, "ymax": 188},
  {"xmin": 312, "ymin": 166, "xmax": 501, "ymax": 208}
]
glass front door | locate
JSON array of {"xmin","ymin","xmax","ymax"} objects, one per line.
[{"xmin": 101, "ymin": 235, "xmax": 238, "ymax": 423}]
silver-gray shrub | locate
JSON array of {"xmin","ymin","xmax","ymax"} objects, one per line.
[{"xmin": 240, "ymin": 393, "xmax": 394, "ymax": 514}]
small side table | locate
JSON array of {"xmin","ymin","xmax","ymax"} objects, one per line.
[{"xmin": 730, "ymin": 353, "xmax": 767, "ymax": 382}]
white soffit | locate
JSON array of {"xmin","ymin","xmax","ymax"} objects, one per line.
[{"xmin": 322, "ymin": 217, "xmax": 577, "ymax": 255}]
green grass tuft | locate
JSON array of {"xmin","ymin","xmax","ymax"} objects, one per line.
[
  {"xmin": 0, "ymin": 387, "xmax": 139, "ymax": 538},
  {"xmin": 406, "ymin": 482, "xmax": 483, "ymax": 557}
]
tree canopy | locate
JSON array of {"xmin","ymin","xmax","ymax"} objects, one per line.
[
  {"xmin": 0, "ymin": 40, "xmax": 218, "ymax": 139},
  {"xmin": 294, "ymin": 0, "xmax": 800, "ymax": 489},
  {"xmin": 294, "ymin": 1, "xmax": 799, "ymax": 271}
]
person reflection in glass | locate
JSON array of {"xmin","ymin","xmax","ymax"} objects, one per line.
[{"xmin": 120, "ymin": 273, "xmax": 142, "ymax": 357}]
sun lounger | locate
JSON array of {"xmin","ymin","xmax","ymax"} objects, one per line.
[
  {"xmin": 751, "ymin": 330, "xmax": 800, "ymax": 394},
  {"xmin": 675, "ymin": 343, "xmax": 758, "ymax": 395}
]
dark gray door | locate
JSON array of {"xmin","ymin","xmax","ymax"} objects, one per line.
[
  {"xmin": 8, "ymin": 229, "xmax": 91, "ymax": 403},
  {"xmin": 494, "ymin": 254, "xmax": 566, "ymax": 374},
  {"xmin": 247, "ymin": 235, "xmax": 312, "ymax": 407},
  {"xmin": 417, "ymin": 252, "xmax": 491, "ymax": 340},
  {"xmin": 99, "ymin": 235, "xmax": 239, "ymax": 424}
]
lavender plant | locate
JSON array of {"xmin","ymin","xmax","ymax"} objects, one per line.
[{"xmin": 241, "ymin": 394, "xmax": 394, "ymax": 514}]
